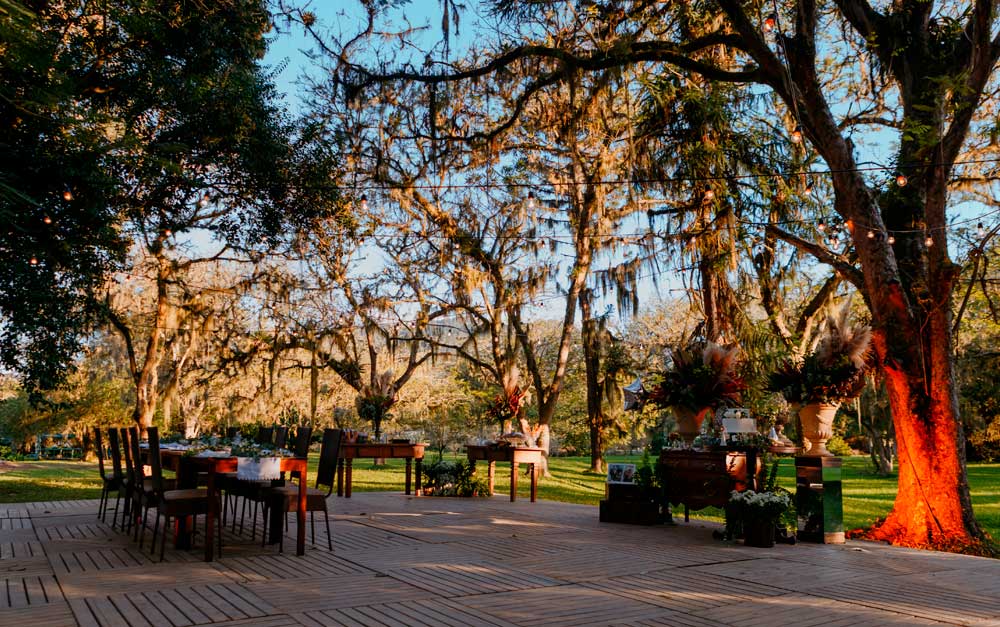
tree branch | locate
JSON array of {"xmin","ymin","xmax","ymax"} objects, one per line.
[{"xmin": 766, "ymin": 225, "xmax": 865, "ymax": 288}]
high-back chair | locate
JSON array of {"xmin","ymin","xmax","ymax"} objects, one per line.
[
  {"xmin": 143, "ymin": 427, "xmax": 221, "ymax": 561},
  {"xmin": 119, "ymin": 428, "xmax": 138, "ymax": 532},
  {"xmin": 226, "ymin": 426, "xmax": 239, "ymax": 440},
  {"xmin": 106, "ymin": 428, "xmax": 126, "ymax": 529},
  {"xmin": 273, "ymin": 426, "xmax": 289, "ymax": 450},
  {"xmin": 266, "ymin": 428, "xmax": 342, "ymax": 552},
  {"xmin": 95, "ymin": 428, "xmax": 122, "ymax": 524},
  {"xmin": 255, "ymin": 426, "xmax": 274, "ymax": 445}
]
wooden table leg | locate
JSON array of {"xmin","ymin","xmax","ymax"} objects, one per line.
[
  {"xmin": 204, "ymin": 467, "xmax": 216, "ymax": 561},
  {"xmin": 487, "ymin": 461, "xmax": 495, "ymax": 496},
  {"xmin": 529, "ymin": 463, "xmax": 537, "ymax": 503},
  {"xmin": 336, "ymin": 458, "xmax": 344, "ymax": 497},
  {"xmin": 297, "ymin": 460, "xmax": 306, "ymax": 556},
  {"xmin": 405, "ymin": 458, "xmax": 412, "ymax": 495},
  {"xmin": 415, "ymin": 458, "xmax": 422, "ymax": 496},
  {"xmin": 510, "ymin": 461, "xmax": 519, "ymax": 502},
  {"xmin": 345, "ymin": 459, "xmax": 353, "ymax": 498}
]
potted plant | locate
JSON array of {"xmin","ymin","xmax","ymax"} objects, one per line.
[
  {"xmin": 726, "ymin": 488, "xmax": 792, "ymax": 547},
  {"xmin": 768, "ymin": 309, "xmax": 871, "ymax": 456},
  {"xmin": 648, "ymin": 340, "xmax": 745, "ymax": 446}
]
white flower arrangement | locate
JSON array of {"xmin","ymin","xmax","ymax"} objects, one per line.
[{"xmin": 728, "ymin": 489, "xmax": 791, "ymax": 520}]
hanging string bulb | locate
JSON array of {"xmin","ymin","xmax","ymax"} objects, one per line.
[
  {"xmin": 359, "ymin": 194, "xmax": 369, "ymax": 212},
  {"xmin": 703, "ymin": 187, "xmax": 715, "ymax": 201},
  {"xmin": 62, "ymin": 187, "xmax": 73, "ymax": 201},
  {"xmin": 803, "ymin": 179, "xmax": 813, "ymax": 196},
  {"xmin": 198, "ymin": 193, "xmax": 210, "ymax": 208},
  {"xmin": 978, "ymin": 222, "xmax": 986, "ymax": 238},
  {"xmin": 887, "ymin": 235, "xmax": 896, "ymax": 245},
  {"xmin": 163, "ymin": 228, "xmax": 172, "ymax": 238},
  {"xmin": 763, "ymin": 12, "xmax": 777, "ymax": 32},
  {"xmin": 925, "ymin": 234, "xmax": 934, "ymax": 247},
  {"xmin": 526, "ymin": 191, "xmax": 536, "ymax": 210},
  {"xmin": 29, "ymin": 256, "xmax": 38, "ymax": 265},
  {"xmin": 43, "ymin": 215, "xmax": 52, "ymax": 225},
  {"xmin": 817, "ymin": 220, "xmax": 826, "ymax": 232},
  {"xmin": 895, "ymin": 173, "xmax": 908, "ymax": 187},
  {"xmin": 790, "ymin": 126, "xmax": 803, "ymax": 143},
  {"xmin": 867, "ymin": 230, "xmax": 875, "ymax": 239}
]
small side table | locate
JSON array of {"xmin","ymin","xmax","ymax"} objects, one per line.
[{"xmin": 465, "ymin": 446, "xmax": 544, "ymax": 502}]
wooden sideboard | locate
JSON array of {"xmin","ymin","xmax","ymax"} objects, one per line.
[{"xmin": 659, "ymin": 448, "xmax": 763, "ymax": 521}]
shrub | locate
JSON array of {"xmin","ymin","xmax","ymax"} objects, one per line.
[
  {"xmin": 421, "ymin": 459, "xmax": 490, "ymax": 497},
  {"xmin": 967, "ymin": 418, "xmax": 1000, "ymax": 462},
  {"xmin": 825, "ymin": 435, "xmax": 854, "ymax": 457}
]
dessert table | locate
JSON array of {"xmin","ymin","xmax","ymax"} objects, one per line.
[
  {"xmin": 337, "ymin": 442, "xmax": 426, "ymax": 498},
  {"xmin": 465, "ymin": 445, "xmax": 544, "ymax": 502}
]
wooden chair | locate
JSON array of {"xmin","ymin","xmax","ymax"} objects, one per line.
[
  {"xmin": 105, "ymin": 429, "xmax": 128, "ymax": 530},
  {"xmin": 273, "ymin": 425, "xmax": 288, "ymax": 450},
  {"xmin": 95, "ymin": 428, "xmax": 123, "ymax": 525},
  {"xmin": 143, "ymin": 427, "xmax": 222, "ymax": 561},
  {"xmin": 226, "ymin": 426, "xmax": 238, "ymax": 439},
  {"xmin": 266, "ymin": 428, "xmax": 341, "ymax": 552},
  {"xmin": 260, "ymin": 426, "xmax": 312, "ymax": 536},
  {"xmin": 119, "ymin": 427, "xmax": 140, "ymax": 534}
]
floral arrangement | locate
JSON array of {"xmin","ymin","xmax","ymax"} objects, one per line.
[
  {"xmin": 230, "ymin": 442, "xmax": 293, "ymax": 461},
  {"xmin": 727, "ymin": 489, "xmax": 792, "ymax": 520},
  {"xmin": 648, "ymin": 341, "xmax": 745, "ymax": 410},
  {"xmin": 768, "ymin": 308, "xmax": 871, "ymax": 405},
  {"xmin": 485, "ymin": 386, "xmax": 528, "ymax": 426}
]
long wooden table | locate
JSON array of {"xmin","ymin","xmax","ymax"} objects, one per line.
[
  {"xmin": 465, "ymin": 445, "xmax": 544, "ymax": 502},
  {"xmin": 337, "ymin": 442, "xmax": 425, "ymax": 498},
  {"xmin": 157, "ymin": 450, "xmax": 308, "ymax": 560}
]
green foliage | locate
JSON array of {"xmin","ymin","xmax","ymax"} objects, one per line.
[
  {"xmin": 967, "ymin": 418, "xmax": 1000, "ymax": 462},
  {"xmin": 825, "ymin": 434, "xmax": 854, "ymax": 457},
  {"xmin": 420, "ymin": 459, "xmax": 490, "ymax": 497}
]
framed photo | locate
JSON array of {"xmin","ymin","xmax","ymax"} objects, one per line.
[{"xmin": 607, "ymin": 463, "xmax": 637, "ymax": 484}]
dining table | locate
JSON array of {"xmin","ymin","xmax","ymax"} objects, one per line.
[
  {"xmin": 148, "ymin": 445, "xmax": 308, "ymax": 561},
  {"xmin": 465, "ymin": 445, "xmax": 544, "ymax": 502}
]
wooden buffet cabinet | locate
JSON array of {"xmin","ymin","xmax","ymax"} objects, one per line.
[{"xmin": 659, "ymin": 448, "xmax": 763, "ymax": 521}]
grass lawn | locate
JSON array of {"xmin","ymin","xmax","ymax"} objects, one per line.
[{"xmin": 3, "ymin": 455, "xmax": 998, "ymax": 540}]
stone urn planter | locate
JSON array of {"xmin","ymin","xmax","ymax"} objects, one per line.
[
  {"xmin": 673, "ymin": 406, "xmax": 713, "ymax": 446},
  {"xmin": 798, "ymin": 402, "xmax": 839, "ymax": 456}
]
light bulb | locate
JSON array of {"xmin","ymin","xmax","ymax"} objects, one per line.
[
  {"xmin": 359, "ymin": 194, "xmax": 368, "ymax": 212},
  {"xmin": 804, "ymin": 184, "xmax": 812, "ymax": 196},
  {"xmin": 526, "ymin": 191, "xmax": 536, "ymax": 210},
  {"xmin": 43, "ymin": 216, "xmax": 52, "ymax": 225},
  {"xmin": 817, "ymin": 221, "xmax": 826, "ymax": 232},
  {"xmin": 895, "ymin": 174, "xmax": 908, "ymax": 187},
  {"xmin": 887, "ymin": 235, "xmax": 896, "ymax": 245},
  {"xmin": 763, "ymin": 13, "xmax": 777, "ymax": 32},
  {"xmin": 703, "ymin": 188, "xmax": 715, "ymax": 201},
  {"xmin": 163, "ymin": 228, "xmax": 172, "ymax": 237},
  {"xmin": 30, "ymin": 256, "xmax": 38, "ymax": 265},
  {"xmin": 62, "ymin": 189, "xmax": 73, "ymax": 201},
  {"xmin": 867, "ymin": 230, "xmax": 875, "ymax": 239},
  {"xmin": 978, "ymin": 222, "xmax": 985, "ymax": 237},
  {"xmin": 198, "ymin": 193, "xmax": 210, "ymax": 207},
  {"xmin": 925, "ymin": 235, "xmax": 934, "ymax": 247},
  {"xmin": 790, "ymin": 126, "xmax": 803, "ymax": 143}
]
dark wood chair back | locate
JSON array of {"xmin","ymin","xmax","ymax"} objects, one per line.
[
  {"xmin": 107, "ymin": 428, "xmax": 124, "ymax": 480},
  {"xmin": 273, "ymin": 425, "xmax": 289, "ymax": 450},
  {"xmin": 120, "ymin": 428, "xmax": 135, "ymax": 486},
  {"xmin": 292, "ymin": 427, "xmax": 312, "ymax": 458},
  {"xmin": 226, "ymin": 426, "xmax": 238, "ymax": 439},
  {"xmin": 147, "ymin": 427, "xmax": 165, "ymax": 495},
  {"xmin": 256, "ymin": 426, "xmax": 274, "ymax": 445},
  {"xmin": 95, "ymin": 428, "xmax": 107, "ymax": 481},
  {"xmin": 316, "ymin": 428, "xmax": 342, "ymax": 494},
  {"xmin": 128, "ymin": 426, "xmax": 144, "ymax": 483}
]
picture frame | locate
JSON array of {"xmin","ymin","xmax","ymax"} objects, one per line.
[{"xmin": 607, "ymin": 463, "xmax": 637, "ymax": 484}]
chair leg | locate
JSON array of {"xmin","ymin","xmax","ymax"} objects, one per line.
[
  {"xmin": 251, "ymin": 499, "xmax": 258, "ymax": 541},
  {"xmin": 159, "ymin": 514, "xmax": 168, "ymax": 562},
  {"xmin": 111, "ymin": 493, "xmax": 122, "ymax": 530},
  {"xmin": 98, "ymin": 488, "xmax": 106, "ymax": 522},
  {"xmin": 324, "ymin": 508, "xmax": 332, "ymax": 551},
  {"xmin": 150, "ymin": 510, "xmax": 160, "ymax": 557},
  {"xmin": 310, "ymin": 510, "xmax": 316, "ymax": 546},
  {"xmin": 138, "ymin": 505, "xmax": 147, "ymax": 549},
  {"xmin": 238, "ymin": 497, "xmax": 247, "ymax": 535}
]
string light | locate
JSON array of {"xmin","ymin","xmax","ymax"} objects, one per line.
[
  {"xmin": 817, "ymin": 220, "xmax": 826, "ymax": 232},
  {"xmin": 804, "ymin": 182, "xmax": 813, "ymax": 196},
  {"xmin": 198, "ymin": 193, "xmax": 210, "ymax": 208},
  {"xmin": 763, "ymin": 12, "xmax": 777, "ymax": 32},
  {"xmin": 359, "ymin": 194, "xmax": 369, "ymax": 212},
  {"xmin": 887, "ymin": 235, "xmax": 896, "ymax": 245},
  {"xmin": 43, "ymin": 216, "xmax": 52, "ymax": 225},
  {"xmin": 978, "ymin": 222, "xmax": 986, "ymax": 237},
  {"xmin": 526, "ymin": 191, "xmax": 536, "ymax": 209},
  {"xmin": 62, "ymin": 188, "xmax": 73, "ymax": 201},
  {"xmin": 867, "ymin": 230, "xmax": 875, "ymax": 239},
  {"xmin": 925, "ymin": 235, "xmax": 934, "ymax": 247},
  {"xmin": 29, "ymin": 256, "xmax": 38, "ymax": 265},
  {"xmin": 163, "ymin": 228, "xmax": 172, "ymax": 237},
  {"xmin": 895, "ymin": 174, "xmax": 908, "ymax": 187},
  {"xmin": 703, "ymin": 187, "xmax": 715, "ymax": 201},
  {"xmin": 790, "ymin": 126, "xmax": 803, "ymax": 143}
]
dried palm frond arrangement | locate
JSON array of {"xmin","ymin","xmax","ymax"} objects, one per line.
[
  {"xmin": 769, "ymin": 306, "xmax": 872, "ymax": 405},
  {"xmin": 648, "ymin": 340, "xmax": 746, "ymax": 410}
]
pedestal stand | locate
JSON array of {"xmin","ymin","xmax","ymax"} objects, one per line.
[{"xmin": 795, "ymin": 456, "xmax": 845, "ymax": 544}]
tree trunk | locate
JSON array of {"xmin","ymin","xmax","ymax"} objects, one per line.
[
  {"xmin": 580, "ymin": 293, "xmax": 604, "ymax": 473},
  {"xmin": 133, "ymin": 257, "xmax": 171, "ymax": 430}
]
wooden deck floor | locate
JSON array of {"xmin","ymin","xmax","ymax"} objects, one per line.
[{"xmin": 2, "ymin": 493, "xmax": 999, "ymax": 626}]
